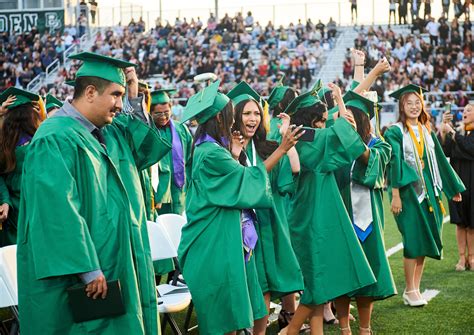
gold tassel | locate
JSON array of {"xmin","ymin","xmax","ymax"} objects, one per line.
[
  {"xmin": 37, "ymin": 96, "xmax": 46, "ymax": 120},
  {"xmin": 145, "ymin": 89, "xmax": 152, "ymax": 114},
  {"xmin": 439, "ymin": 199, "xmax": 446, "ymax": 216},
  {"xmin": 262, "ymin": 99, "xmax": 270, "ymax": 133}
]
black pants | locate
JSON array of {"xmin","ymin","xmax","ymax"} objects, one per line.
[{"xmin": 430, "ymin": 35, "xmax": 439, "ymax": 46}]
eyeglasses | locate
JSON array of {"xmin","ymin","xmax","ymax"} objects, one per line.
[{"xmin": 152, "ymin": 112, "xmax": 170, "ymax": 116}]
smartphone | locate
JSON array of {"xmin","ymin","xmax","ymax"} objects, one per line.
[
  {"xmin": 297, "ymin": 127, "xmax": 316, "ymax": 142},
  {"xmin": 444, "ymin": 103, "xmax": 452, "ymax": 114}
]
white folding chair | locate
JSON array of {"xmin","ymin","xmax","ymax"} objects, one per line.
[
  {"xmin": 0, "ymin": 245, "xmax": 19, "ymax": 334},
  {"xmin": 146, "ymin": 221, "xmax": 191, "ymax": 335}
]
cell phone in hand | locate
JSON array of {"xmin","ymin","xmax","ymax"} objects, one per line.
[{"xmin": 297, "ymin": 127, "xmax": 316, "ymax": 142}]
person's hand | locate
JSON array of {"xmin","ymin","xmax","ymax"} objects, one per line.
[
  {"xmin": 341, "ymin": 110, "xmax": 357, "ymax": 130},
  {"xmin": 277, "ymin": 112, "xmax": 291, "ymax": 136},
  {"xmin": 0, "ymin": 203, "xmax": 9, "ymax": 223},
  {"xmin": 327, "ymin": 83, "xmax": 342, "ymax": 103},
  {"xmin": 442, "ymin": 111, "xmax": 453, "ymax": 124},
  {"xmin": 0, "ymin": 95, "xmax": 16, "ymax": 115},
  {"xmin": 85, "ymin": 274, "xmax": 108, "ymax": 299},
  {"xmin": 441, "ymin": 121, "xmax": 454, "ymax": 135},
  {"xmin": 373, "ymin": 57, "xmax": 391, "ymax": 76},
  {"xmin": 452, "ymin": 193, "xmax": 462, "ymax": 202},
  {"xmin": 391, "ymin": 195, "xmax": 402, "ymax": 215},
  {"xmin": 351, "ymin": 48, "xmax": 365, "ymax": 65},
  {"xmin": 125, "ymin": 67, "xmax": 138, "ymax": 99},
  {"xmin": 280, "ymin": 125, "xmax": 304, "ymax": 152},
  {"xmin": 231, "ymin": 130, "xmax": 244, "ymax": 159},
  {"xmin": 155, "ymin": 203, "xmax": 162, "ymax": 210}
]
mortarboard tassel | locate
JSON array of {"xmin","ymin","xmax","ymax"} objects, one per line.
[
  {"xmin": 439, "ymin": 199, "xmax": 446, "ymax": 216},
  {"xmin": 38, "ymin": 96, "xmax": 46, "ymax": 121}
]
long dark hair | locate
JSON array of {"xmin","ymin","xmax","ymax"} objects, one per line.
[
  {"xmin": 349, "ymin": 107, "xmax": 372, "ymax": 144},
  {"xmin": 272, "ymin": 88, "xmax": 298, "ymax": 117},
  {"xmin": 397, "ymin": 92, "xmax": 431, "ymax": 132},
  {"xmin": 233, "ymin": 99, "xmax": 279, "ymax": 162},
  {"xmin": 290, "ymin": 101, "xmax": 328, "ymax": 128},
  {"xmin": 192, "ymin": 101, "xmax": 234, "ymax": 154},
  {"xmin": 0, "ymin": 103, "xmax": 42, "ymax": 173}
]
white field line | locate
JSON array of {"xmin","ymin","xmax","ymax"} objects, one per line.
[{"xmin": 385, "ymin": 216, "xmax": 450, "ymax": 257}]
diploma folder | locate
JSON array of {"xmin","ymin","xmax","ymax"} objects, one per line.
[{"xmin": 67, "ymin": 279, "xmax": 126, "ymax": 323}]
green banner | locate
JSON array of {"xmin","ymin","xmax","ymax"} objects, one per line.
[{"xmin": 0, "ymin": 9, "xmax": 64, "ymax": 34}]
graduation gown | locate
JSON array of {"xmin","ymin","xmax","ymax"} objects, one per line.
[
  {"xmin": 245, "ymin": 142, "xmax": 304, "ymax": 300},
  {"xmin": 268, "ymin": 117, "xmax": 282, "ymax": 141},
  {"xmin": 139, "ymin": 168, "xmax": 156, "ymax": 221},
  {"xmin": 178, "ymin": 140, "xmax": 272, "ymax": 334},
  {"xmin": 153, "ymin": 120, "xmax": 192, "ymax": 275},
  {"xmin": 385, "ymin": 125, "xmax": 465, "ymax": 259},
  {"xmin": 17, "ymin": 112, "xmax": 171, "ymax": 335},
  {"xmin": 155, "ymin": 120, "xmax": 193, "ymax": 215},
  {"xmin": 0, "ymin": 145, "xmax": 28, "ymax": 246},
  {"xmin": 441, "ymin": 131, "xmax": 474, "ymax": 228},
  {"xmin": 288, "ymin": 118, "xmax": 376, "ymax": 305},
  {"xmin": 349, "ymin": 139, "xmax": 397, "ymax": 299}
]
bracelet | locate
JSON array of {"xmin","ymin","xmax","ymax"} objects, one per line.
[{"xmin": 355, "ymin": 63, "xmax": 364, "ymax": 66}]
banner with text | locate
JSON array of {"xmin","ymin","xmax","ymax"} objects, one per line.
[{"xmin": 0, "ymin": 9, "xmax": 64, "ymax": 34}]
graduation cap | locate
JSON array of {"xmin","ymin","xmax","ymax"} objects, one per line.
[
  {"xmin": 227, "ymin": 81, "xmax": 261, "ymax": 107},
  {"xmin": 350, "ymin": 80, "xmax": 360, "ymax": 91},
  {"xmin": 0, "ymin": 87, "xmax": 46, "ymax": 119},
  {"xmin": 45, "ymin": 94, "xmax": 63, "ymax": 111},
  {"xmin": 64, "ymin": 80, "xmax": 76, "ymax": 87},
  {"xmin": 388, "ymin": 84, "xmax": 428, "ymax": 100},
  {"xmin": 150, "ymin": 89, "xmax": 177, "ymax": 105},
  {"xmin": 267, "ymin": 75, "xmax": 290, "ymax": 109},
  {"xmin": 68, "ymin": 52, "xmax": 137, "ymax": 87},
  {"xmin": 138, "ymin": 81, "xmax": 150, "ymax": 90},
  {"xmin": 283, "ymin": 88, "xmax": 320, "ymax": 116},
  {"xmin": 343, "ymin": 90, "xmax": 380, "ymax": 119},
  {"xmin": 181, "ymin": 80, "xmax": 230, "ymax": 124}
]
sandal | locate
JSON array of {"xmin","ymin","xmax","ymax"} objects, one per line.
[
  {"xmin": 455, "ymin": 261, "xmax": 466, "ymax": 271},
  {"xmin": 339, "ymin": 326, "xmax": 352, "ymax": 334},
  {"xmin": 359, "ymin": 326, "xmax": 372, "ymax": 334}
]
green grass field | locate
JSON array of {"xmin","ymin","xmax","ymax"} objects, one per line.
[{"xmin": 2, "ymin": 195, "xmax": 474, "ymax": 334}]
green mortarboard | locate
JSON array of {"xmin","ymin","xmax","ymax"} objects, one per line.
[
  {"xmin": 227, "ymin": 81, "xmax": 261, "ymax": 107},
  {"xmin": 267, "ymin": 75, "xmax": 290, "ymax": 109},
  {"xmin": 284, "ymin": 89, "xmax": 320, "ymax": 116},
  {"xmin": 388, "ymin": 84, "xmax": 428, "ymax": 100},
  {"xmin": 151, "ymin": 89, "xmax": 177, "ymax": 105},
  {"xmin": 350, "ymin": 80, "xmax": 360, "ymax": 91},
  {"xmin": 343, "ymin": 90, "xmax": 378, "ymax": 119},
  {"xmin": 45, "ymin": 94, "xmax": 63, "ymax": 111},
  {"xmin": 138, "ymin": 81, "xmax": 149, "ymax": 90},
  {"xmin": 0, "ymin": 87, "xmax": 41, "ymax": 110},
  {"xmin": 68, "ymin": 52, "xmax": 137, "ymax": 87},
  {"xmin": 64, "ymin": 80, "xmax": 75, "ymax": 87},
  {"xmin": 181, "ymin": 80, "xmax": 230, "ymax": 124}
]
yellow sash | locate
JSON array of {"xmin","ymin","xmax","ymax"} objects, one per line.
[{"xmin": 407, "ymin": 122, "xmax": 425, "ymax": 168}]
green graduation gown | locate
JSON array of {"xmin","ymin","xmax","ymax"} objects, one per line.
[
  {"xmin": 17, "ymin": 112, "xmax": 171, "ymax": 335},
  {"xmin": 139, "ymin": 168, "xmax": 156, "ymax": 221},
  {"xmin": 288, "ymin": 118, "xmax": 376, "ymax": 305},
  {"xmin": 245, "ymin": 142, "xmax": 304, "ymax": 300},
  {"xmin": 268, "ymin": 117, "xmax": 282, "ymax": 141},
  {"xmin": 153, "ymin": 120, "xmax": 192, "ymax": 275},
  {"xmin": 0, "ymin": 145, "xmax": 28, "ymax": 246},
  {"xmin": 178, "ymin": 141, "xmax": 272, "ymax": 334},
  {"xmin": 155, "ymin": 120, "xmax": 193, "ymax": 215},
  {"xmin": 385, "ymin": 125, "xmax": 465, "ymax": 259},
  {"xmin": 349, "ymin": 139, "xmax": 397, "ymax": 299}
]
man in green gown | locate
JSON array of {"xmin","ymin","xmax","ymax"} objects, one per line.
[{"xmin": 16, "ymin": 52, "xmax": 171, "ymax": 335}]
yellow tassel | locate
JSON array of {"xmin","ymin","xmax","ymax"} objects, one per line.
[
  {"xmin": 37, "ymin": 96, "xmax": 46, "ymax": 121},
  {"xmin": 145, "ymin": 89, "xmax": 152, "ymax": 114},
  {"xmin": 262, "ymin": 99, "xmax": 270, "ymax": 133},
  {"xmin": 439, "ymin": 200, "xmax": 446, "ymax": 216}
]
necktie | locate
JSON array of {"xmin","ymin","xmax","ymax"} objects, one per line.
[{"xmin": 91, "ymin": 128, "xmax": 106, "ymax": 149}]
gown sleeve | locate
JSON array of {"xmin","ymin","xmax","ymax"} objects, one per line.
[
  {"xmin": 0, "ymin": 175, "xmax": 12, "ymax": 207},
  {"xmin": 298, "ymin": 118, "xmax": 367, "ymax": 173},
  {"xmin": 113, "ymin": 108, "xmax": 172, "ymax": 171},
  {"xmin": 384, "ymin": 125, "xmax": 419, "ymax": 189},
  {"xmin": 201, "ymin": 145, "xmax": 273, "ymax": 210},
  {"xmin": 352, "ymin": 140, "xmax": 392, "ymax": 190},
  {"xmin": 453, "ymin": 133, "xmax": 474, "ymax": 157},
  {"xmin": 19, "ymin": 137, "xmax": 101, "ymax": 280},
  {"xmin": 431, "ymin": 132, "xmax": 466, "ymax": 199},
  {"xmin": 273, "ymin": 155, "xmax": 297, "ymax": 196}
]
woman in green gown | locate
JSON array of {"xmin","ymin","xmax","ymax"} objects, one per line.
[
  {"xmin": 333, "ymin": 91, "xmax": 397, "ymax": 335},
  {"xmin": 177, "ymin": 81, "xmax": 274, "ymax": 334},
  {"xmin": 0, "ymin": 88, "xmax": 46, "ymax": 246},
  {"xmin": 385, "ymin": 84, "xmax": 465, "ymax": 307},
  {"xmin": 280, "ymin": 84, "xmax": 376, "ymax": 335},
  {"xmin": 228, "ymin": 82, "xmax": 304, "ymax": 335}
]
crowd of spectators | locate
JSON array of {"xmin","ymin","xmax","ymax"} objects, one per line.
[{"xmin": 342, "ymin": 14, "xmax": 472, "ymax": 120}]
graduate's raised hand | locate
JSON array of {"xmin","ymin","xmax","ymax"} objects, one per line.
[
  {"xmin": 231, "ymin": 130, "xmax": 244, "ymax": 159},
  {"xmin": 125, "ymin": 67, "xmax": 139, "ymax": 99},
  {"xmin": 0, "ymin": 95, "xmax": 16, "ymax": 115},
  {"xmin": 373, "ymin": 57, "xmax": 391, "ymax": 76},
  {"xmin": 85, "ymin": 274, "xmax": 108, "ymax": 299},
  {"xmin": 351, "ymin": 48, "xmax": 365, "ymax": 65},
  {"xmin": 277, "ymin": 112, "xmax": 291, "ymax": 136},
  {"xmin": 452, "ymin": 193, "xmax": 462, "ymax": 202},
  {"xmin": 280, "ymin": 124, "xmax": 304, "ymax": 152},
  {"xmin": 0, "ymin": 203, "xmax": 9, "ymax": 222}
]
